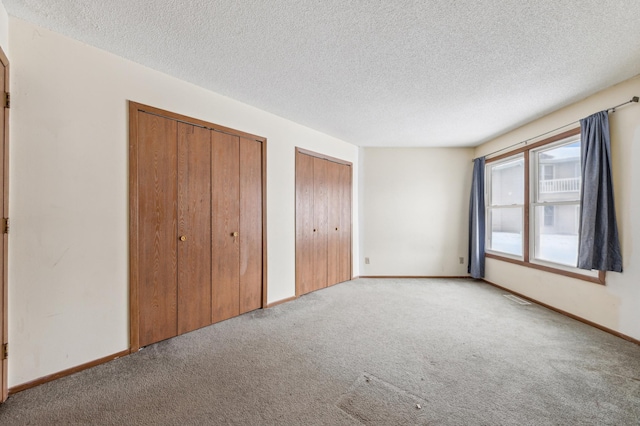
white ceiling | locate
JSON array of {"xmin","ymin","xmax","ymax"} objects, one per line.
[{"xmin": 4, "ymin": 1, "xmax": 640, "ymax": 147}]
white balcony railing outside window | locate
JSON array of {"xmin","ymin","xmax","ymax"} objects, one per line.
[{"xmin": 540, "ymin": 177, "xmax": 580, "ymax": 193}]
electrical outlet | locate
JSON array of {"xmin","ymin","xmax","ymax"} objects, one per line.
[
  {"xmin": 365, "ymin": 257, "xmax": 370, "ymax": 264},
  {"xmin": 459, "ymin": 257, "xmax": 464, "ymax": 264}
]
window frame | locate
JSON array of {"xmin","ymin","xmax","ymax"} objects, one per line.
[
  {"xmin": 530, "ymin": 134, "xmax": 582, "ymax": 269},
  {"xmin": 484, "ymin": 128, "xmax": 606, "ymax": 285},
  {"xmin": 485, "ymin": 154, "xmax": 525, "ymax": 260}
]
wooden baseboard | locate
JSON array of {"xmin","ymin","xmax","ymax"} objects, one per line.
[
  {"xmin": 265, "ymin": 295, "xmax": 297, "ymax": 308},
  {"xmin": 358, "ymin": 275, "xmax": 472, "ymax": 279},
  {"xmin": 8, "ymin": 349, "xmax": 131, "ymax": 395},
  {"xmin": 483, "ymin": 279, "xmax": 640, "ymax": 346}
]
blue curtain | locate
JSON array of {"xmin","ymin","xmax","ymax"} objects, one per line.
[
  {"xmin": 577, "ymin": 111, "xmax": 623, "ymax": 272},
  {"xmin": 468, "ymin": 157, "xmax": 486, "ymax": 278}
]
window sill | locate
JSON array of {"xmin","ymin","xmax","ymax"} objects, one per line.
[{"xmin": 485, "ymin": 253, "xmax": 606, "ymax": 285}]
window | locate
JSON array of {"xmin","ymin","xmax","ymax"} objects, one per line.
[
  {"xmin": 486, "ymin": 155, "xmax": 524, "ymax": 257},
  {"xmin": 532, "ymin": 138, "xmax": 581, "ymax": 267},
  {"xmin": 484, "ymin": 129, "xmax": 602, "ymax": 283}
]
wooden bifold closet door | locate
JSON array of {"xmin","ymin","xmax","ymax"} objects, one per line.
[
  {"xmin": 177, "ymin": 124, "xmax": 212, "ymax": 335},
  {"xmin": 295, "ymin": 149, "xmax": 352, "ymax": 296},
  {"xmin": 328, "ymin": 160, "xmax": 351, "ymax": 284},
  {"xmin": 130, "ymin": 103, "xmax": 265, "ymax": 351},
  {"xmin": 211, "ymin": 132, "xmax": 263, "ymax": 324}
]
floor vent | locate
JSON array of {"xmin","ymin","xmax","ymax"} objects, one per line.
[{"xmin": 503, "ymin": 294, "xmax": 531, "ymax": 305}]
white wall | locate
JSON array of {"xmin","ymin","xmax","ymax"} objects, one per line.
[
  {"xmin": 475, "ymin": 74, "xmax": 640, "ymax": 341},
  {"xmin": 359, "ymin": 148, "xmax": 473, "ymax": 276},
  {"xmin": 8, "ymin": 18, "xmax": 359, "ymax": 387}
]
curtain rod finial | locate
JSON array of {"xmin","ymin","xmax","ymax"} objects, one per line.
[{"xmin": 632, "ymin": 96, "xmax": 639, "ymax": 103}]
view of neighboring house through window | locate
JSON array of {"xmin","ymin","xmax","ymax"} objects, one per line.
[
  {"xmin": 543, "ymin": 205, "xmax": 554, "ymax": 226},
  {"xmin": 532, "ymin": 137, "xmax": 581, "ymax": 266},
  {"xmin": 485, "ymin": 130, "xmax": 589, "ymax": 276}
]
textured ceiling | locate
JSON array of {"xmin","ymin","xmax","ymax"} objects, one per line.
[{"xmin": 4, "ymin": 1, "xmax": 640, "ymax": 147}]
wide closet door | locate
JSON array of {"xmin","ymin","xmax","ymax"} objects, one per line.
[
  {"xmin": 295, "ymin": 149, "xmax": 352, "ymax": 296},
  {"xmin": 131, "ymin": 103, "xmax": 265, "ymax": 351}
]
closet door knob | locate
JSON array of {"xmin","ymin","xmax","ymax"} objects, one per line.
[
  {"xmin": 179, "ymin": 236, "xmax": 187, "ymax": 241},
  {"xmin": 232, "ymin": 232, "xmax": 239, "ymax": 237}
]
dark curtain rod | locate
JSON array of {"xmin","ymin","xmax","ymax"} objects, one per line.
[{"xmin": 474, "ymin": 96, "xmax": 639, "ymax": 161}]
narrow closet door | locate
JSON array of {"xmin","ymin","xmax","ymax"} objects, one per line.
[
  {"xmin": 339, "ymin": 164, "xmax": 352, "ymax": 282},
  {"xmin": 212, "ymin": 131, "xmax": 240, "ymax": 323},
  {"xmin": 177, "ymin": 123, "xmax": 212, "ymax": 335},
  {"xmin": 295, "ymin": 152, "xmax": 314, "ymax": 296},
  {"xmin": 327, "ymin": 160, "xmax": 342, "ymax": 286},
  {"xmin": 138, "ymin": 112, "xmax": 178, "ymax": 347},
  {"xmin": 313, "ymin": 157, "xmax": 329, "ymax": 291},
  {"xmin": 239, "ymin": 137, "xmax": 262, "ymax": 314}
]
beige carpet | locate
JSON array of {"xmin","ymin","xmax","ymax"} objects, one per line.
[{"xmin": 1, "ymin": 278, "xmax": 639, "ymax": 425}]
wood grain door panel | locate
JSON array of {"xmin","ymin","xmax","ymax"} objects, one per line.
[
  {"xmin": 312, "ymin": 157, "xmax": 329, "ymax": 291},
  {"xmin": 239, "ymin": 138, "xmax": 262, "ymax": 314},
  {"xmin": 295, "ymin": 150, "xmax": 352, "ymax": 296},
  {"xmin": 177, "ymin": 123, "xmax": 212, "ymax": 335},
  {"xmin": 212, "ymin": 131, "xmax": 240, "ymax": 323},
  {"xmin": 327, "ymin": 160, "xmax": 341, "ymax": 286},
  {"xmin": 295, "ymin": 152, "xmax": 314, "ymax": 296},
  {"xmin": 131, "ymin": 103, "xmax": 265, "ymax": 350},
  {"xmin": 339, "ymin": 164, "xmax": 352, "ymax": 282},
  {"xmin": 138, "ymin": 112, "xmax": 178, "ymax": 347}
]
